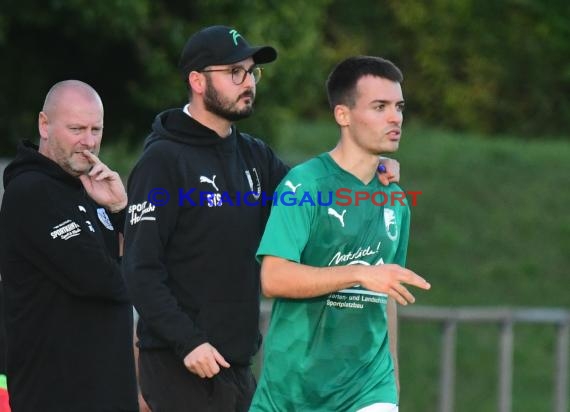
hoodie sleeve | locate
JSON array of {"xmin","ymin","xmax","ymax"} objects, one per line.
[
  {"xmin": 1, "ymin": 174, "xmax": 128, "ymax": 302},
  {"xmin": 122, "ymin": 144, "xmax": 207, "ymax": 359}
]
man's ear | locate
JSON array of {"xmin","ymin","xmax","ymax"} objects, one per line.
[
  {"xmin": 188, "ymin": 71, "xmax": 206, "ymax": 95},
  {"xmin": 38, "ymin": 111, "xmax": 49, "ymax": 140},
  {"xmin": 333, "ymin": 105, "xmax": 350, "ymax": 127}
]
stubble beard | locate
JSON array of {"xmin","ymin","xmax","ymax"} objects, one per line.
[
  {"xmin": 203, "ymin": 80, "xmax": 254, "ymax": 122},
  {"xmin": 52, "ymin": 141, "xmax": 94, "ymax": 176}
]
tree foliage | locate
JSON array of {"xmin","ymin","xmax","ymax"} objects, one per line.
[
  {"xmin": 1, "ymin": 0, "xmax": 569, "ymax": 155},
  {"xmin": 325, "ymin": 0, "xmax": 570, "ymax": 136}
]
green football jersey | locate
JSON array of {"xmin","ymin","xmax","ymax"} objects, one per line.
[{"xmin": 251, "ymin": 153, "xmax": 410, "ymax": 412}]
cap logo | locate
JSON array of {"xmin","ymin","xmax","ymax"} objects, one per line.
[{"xmin": 229, "ymin": 29, "xmax": 243, "ymax": 46}]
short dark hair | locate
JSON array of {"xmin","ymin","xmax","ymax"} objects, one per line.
[{"xmin": 326, "ymin": 56, "xmax": 403, "ymax": 109}]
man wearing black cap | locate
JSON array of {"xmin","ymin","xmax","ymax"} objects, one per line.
[
  {"xmin": 122, "ymin": 25, "xmax": 288, "ymax": 412},
  {"xmin": 122, "ymin": 25, "xmax": 401, "ymax": 411}
]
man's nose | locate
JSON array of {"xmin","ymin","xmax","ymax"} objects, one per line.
[
  {"xmin": 387, "ymin": 107, "xmax": 403, "ymax": 124},
  {"xmin": 80, "ymin": 130, "xmax": 97, "ymax": 148},
  {"xmin": 242, "ymin": 70, "xmax": 257, "ymax": 88}
]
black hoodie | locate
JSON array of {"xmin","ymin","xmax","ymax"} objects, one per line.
[
  {"xmin": 122, "ymin": 108, "xmax": 289, "ymax": 365},
  {"xmin": 0, "ymin": 141, "xmax": 138, "ymax": 412}
]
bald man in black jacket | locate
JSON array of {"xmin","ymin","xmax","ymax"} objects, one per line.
[{"xmin": 0, "ymin": 80, "xmax": 138, "ymax": 412}]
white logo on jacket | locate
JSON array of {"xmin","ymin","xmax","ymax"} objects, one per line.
[
  {"xmin": 200, "ymin": 175, "xmax": 219, "ymax": 192},
  {"xmin": 85, "ymin": 220, "xmax": 95, "ymax": 232},
  {"xmin": 206, "ymin": 193, "xmax": 223, "ymax": 207},
  {"xmin": 245, "ymin": 168, "xmax": 261, "ymax": 200},
  {"xmin": 128, "ymin": 201, "xmax": 156, "ymax": 225},
  {"xmin": 50, "ymin": 219, "xmax": 81, "ymax": 240},
  {"xmin": 97, "ymin": 208, "xmax": 114, "ymax": 230}
]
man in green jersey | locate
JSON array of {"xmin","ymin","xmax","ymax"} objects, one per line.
[{"xmin": 250, "ymin": 56, "xmax": 431, "ymax": 412}]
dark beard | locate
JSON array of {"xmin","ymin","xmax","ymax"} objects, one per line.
[{"xmin": 204, "ymin": 79, "xmax": 254, "ymax": 122}]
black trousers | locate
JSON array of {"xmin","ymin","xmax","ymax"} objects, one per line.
[{"xmin": 139, "ymin": 348, "xmax": 256, "ymax": 412}]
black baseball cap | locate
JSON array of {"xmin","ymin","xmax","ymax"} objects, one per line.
[{"xmin": 178, "ymin": 25, "xmax": 277, "ymax": 80}]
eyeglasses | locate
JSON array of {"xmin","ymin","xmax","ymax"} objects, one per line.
[{"xmin": 200, "ymin": 66, "xmax": 263, "ymax": 85}]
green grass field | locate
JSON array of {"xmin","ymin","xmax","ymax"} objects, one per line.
[{"xmin": 101, "ymin": 120, "xmax": 569, "ymax": 411}]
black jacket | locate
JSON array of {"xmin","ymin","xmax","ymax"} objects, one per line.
[
  {"xmin": 0, "ymin": 141, "xmax": 138, "ymax": 412},
  {"xmin": 123, "ymin": 108, "xmax": 288, "ymax": 365}
]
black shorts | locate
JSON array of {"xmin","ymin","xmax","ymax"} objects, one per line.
[{"xmin": 139, "ymin": 348, "xmax": 256, "ymax": 412}]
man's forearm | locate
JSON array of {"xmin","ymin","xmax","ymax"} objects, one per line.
[{"xmin": 260, "ymin": 255, "xmax": 361, "ymax": 299}]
